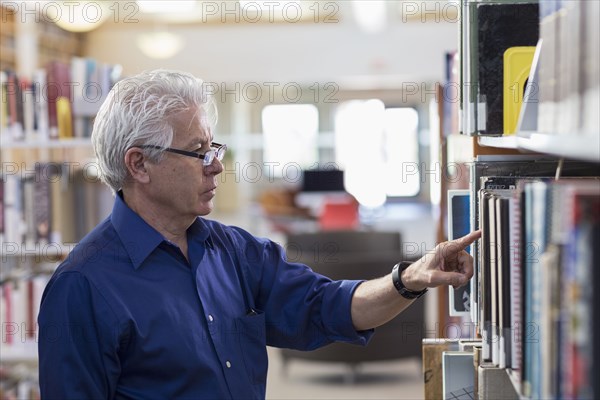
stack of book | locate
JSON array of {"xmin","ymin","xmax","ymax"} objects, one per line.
[
  {"xmin": 470, "ymin": 157, "xmax": 599, "ymax": 399},
  {"xmin": 459, "ymin": 0, "xmax": 539, "ymax": 136},
  {"xmin": 1, "ymin": 272, "xmax": 51, "ymax": 349},
  {"xmin": 0, "ymin": 57, "xmax": 121, "ymax": 142},
  {"xmin": 1, "ymin": 163, "xmax": 113, "ymax": 249},
  {"xmin": 538, "ymin": 0, "xmax": 600, "ymax": 136}
]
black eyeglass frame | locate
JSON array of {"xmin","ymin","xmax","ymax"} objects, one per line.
[{"xmin": 140, "ymin": 142, "xmax": 227, "ymax": 166}]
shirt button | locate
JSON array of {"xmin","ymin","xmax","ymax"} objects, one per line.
[
  {"xmin": 208, "ymin": 314, "xmax": 214, "ymax": 322},
  {"xmin": 226, "ymin": 361, "xmax": 232, "ymax": 369}
]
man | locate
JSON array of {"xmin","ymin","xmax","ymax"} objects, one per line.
[{"xmin": 38, "ymin": 70, "xmax": 479, "ymax": 399}]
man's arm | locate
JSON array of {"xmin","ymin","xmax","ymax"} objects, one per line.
[
  {"xmin": 38, "ymin": 271, "xmax": 121, "ymax": 399},
  {"xmin": 351, "ymin": 230, "xmax": 480, "ymax": 331}
]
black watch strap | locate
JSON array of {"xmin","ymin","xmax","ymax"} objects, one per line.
[{"xmin": 392, "ymin": 262, "xmax": 427, "ymax": 299}]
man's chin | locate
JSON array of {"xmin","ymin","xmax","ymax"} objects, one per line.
[{"xmin": 197, "ymin": 202, "xmax": 214, "ymax": 216}]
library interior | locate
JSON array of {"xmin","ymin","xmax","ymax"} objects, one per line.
[{"xmin": 1, "ymin": 1, "xmax": 598, "ymax": 399}]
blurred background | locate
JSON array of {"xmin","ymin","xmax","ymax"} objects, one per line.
[{"xmin": 1, "ymin": 1, "xmax": 468, "ymax": 398}]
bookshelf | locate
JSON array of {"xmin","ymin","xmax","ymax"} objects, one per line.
[
  {"xmin": 0, "ymin": 4, "xmax": 85, "ymax": 75},
  {"xmin": 1, "ymin": 137, "xmax": 92, "ymax": 149},
  {"xmin": 477, "ymin": 135, "xmax": 519, "ymax": 149},
  {"xmin": 478, "ymin": 134, "xmax": 600, "ymax": 162},
  {"xmin": 37, "ymin": 19, "xmax": 86, "ymax": 68},
  {"xmin": 512, "ymin": 133, "xmax": 600, "ymax": 162},
  {"xmin": 0, "ymin": 5, "xmax": 16, "ymax": 71},
  {"xmin": 0, "ymin": 8, "xmax": 117, "ymax": 398},
  {"xmin": 434, "ymin": 1, "xmax": 600, "ymax": 400}
]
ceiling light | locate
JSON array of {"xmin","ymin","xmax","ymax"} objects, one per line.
[
  {"xmin": 352, "ymin": 1, "xmax": 387, "ymax": 34},
  {"xmin": 239, "ymin": 0, "xmax": 298, "ymax": 9},
  {"xmin": 136, "ymin": 1, "xmax": 196, "ymax": 14},
  {"xmin": 44, "ymin": 0, "xmax": 110, "ymax": 32},
  {"xmin": 137, "ymin": 31, "xmax": 184, "ymax": 59}
]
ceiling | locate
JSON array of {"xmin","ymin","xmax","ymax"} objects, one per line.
[{"xmin": 35, "ymin": 0, "xmax": 460, "ymax": 86}]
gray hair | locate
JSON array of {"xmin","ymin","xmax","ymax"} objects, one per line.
[{"xmin": 91, "ymin": 69, "xmax": 217, "ymax": 193}]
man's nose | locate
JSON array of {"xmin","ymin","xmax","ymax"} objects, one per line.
[{"xmin": 205, "ymin": 157, "xmax": 224, "ymax": 175}]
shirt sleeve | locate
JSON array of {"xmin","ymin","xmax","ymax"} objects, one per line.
[
  {"xmin": 231, "ymin": 228, "xmax": 374, "ymax": 351},
  {"xmin": 38, "ymin": 271, "xmax": 122, "ymax": 400}
]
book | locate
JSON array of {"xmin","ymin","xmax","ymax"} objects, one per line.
[
  {"xmin": 539, "ymin": 243, "xmax": 560, "ymax": 399},
  {"xmin": 5, "ymin": 70, "xmax": 24, "ymax": 140},
  {"xmin": 22, "ymin": 80, "xmax": 35, "ymax": 141},
  {"xmin": 558, "ymin": 181, "xmax": 599, "ymax": 399},
  {"xmin": 522, "ymin": 181, "xmax": 550, "ymax": 398},
  {"xmin": 537, "ymin": 0, "xmax": 599, "ymax": 138},
  {"xmin": 507, "ymin": 191, "xmax": 522, "ymax": 375},
  {"xmin": 459, "ymin": 1, "xmax": 539, "ymax": 135},
  {"xmin": 516, "ymin": 178, "xmax": 599, "ymax": 398},
  {"xmin": 56, "ymin": 97, "xmax": 73, "ymax": 139},
  {"xmin": 447, "ymin": 189, "xmax": 471, "ymax": 318},
  {"xmin": 49, "ymin": 164, "xmax": 77, "ymax": 245},
  {"xmin": 479, "ymin": 188, "xmax": 515, "ymax": 369},
  {"xmin": 537, "ymin": 0, "xmax": 559, "ymax": 134},
  {"xmin": 33, "ymin": 69, "xmax": 49, "ymax": 140},
  {"xmin": 0, "ymin": 178, "xmax": 4, "ymax": 244},
  {"xmin": 443, "ymin": 51, "xmax": 460, "ymax": 137},
  {"xmin": 443, "ymin": 351, "xmax": 475, "ymax": 400},
  {"xmin": 581, "ymin": 0, "xmax": 600, "ymax": 136},
  {"xmin": 559, "ymin": 0, "xmax": 581, "ymax": 134},
  {"xmin": 476, "ymin": 2, "xmax": 539, "ymax": 135},
  {"xmin": 503, "ymin": 46, "xmax": 536, "ymax": 134},
  {"xmin": 46, "ymin": 61, "xmax": 72, "ymax": 139},
  {"xmin": 478, "ymin": 189, "xmax": 491, "ymax": 361},
  {"xmin": 496, "ymin": 195, "xmax": 512, "ymax": 369},
  {"xmin": 0, "ymin": 70, "xmax": 7, "ymax": 134},
  {"xmin": 487, "ymin": 194, "xmax": 498, "ymax": 366},
  {"xmin": 33, "ymin": 164, "xmax": 53, "ymax": 244},
  {"xmin": 423, "ymin": 339, "xmax": 460, "ymax": 400}
]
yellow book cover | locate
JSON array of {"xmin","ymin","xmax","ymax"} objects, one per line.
[
  {"xmin": 503, "ymin": 47, "xmax": 536, "ymax": 135},
  {"xmin": 56, "ymin": 96, "xmax": 73, "ymax": 139},
  {"xmin": 0, "ymin": 71, "xmax": 7, "ymax": 131}
]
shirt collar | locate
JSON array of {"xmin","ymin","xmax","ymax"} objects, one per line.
[
  {"xmin": 189, "ymin": 217, "xmax": 214, "ymax": 250},
  {"xmin": 110, "ymin": 191, "xmax": 213, "ymax": 269}
]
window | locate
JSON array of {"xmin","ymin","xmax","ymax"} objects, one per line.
[
  {"xmin": 382, "ymin": 107, "xmax": 420, "ymax": 197},
  {"xmin": 261, "ymin": 104, "xmax": 319, "ymax": 178},
  {"xmin": 335, "ymin": 100, "xmax": 420, "ymax": 207}
]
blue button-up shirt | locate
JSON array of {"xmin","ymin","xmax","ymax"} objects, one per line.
[{"xmin": 38, "ymin": 193, "xmax": 372, "ymax": 399}]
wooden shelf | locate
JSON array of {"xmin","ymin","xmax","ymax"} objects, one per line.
[
  {"xmin": 1, "ymin": 137, "xmax": 91, "ymax": 149},
  {"xmin": 0, "ymin": 344, "xmax": 38, "ymax": 364}
]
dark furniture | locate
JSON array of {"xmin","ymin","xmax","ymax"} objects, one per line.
[{"xmin": 280, "ymin": 230, "xmax": 425, "ymax": 380}]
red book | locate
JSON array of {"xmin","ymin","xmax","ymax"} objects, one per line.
[
  {"xmin": 46, "ymin": 61, "xmax": 72, "ymax": 139},
  {"xmin": 319, "ymin": 199, "xmax": 359, "ymax": 230}
]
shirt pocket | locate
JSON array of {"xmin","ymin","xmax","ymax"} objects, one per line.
[{"xmin": 235, "ymin": 311, "xmax": 268, "ymax": 385}]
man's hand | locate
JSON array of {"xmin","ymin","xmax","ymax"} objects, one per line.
[
  {"xmin": 401, "ymin": 230, "xmax": 481, "ymax": 292},
  {"xmin": 351, "ymin": 230, "xmax": 481, "ymax": 331}
]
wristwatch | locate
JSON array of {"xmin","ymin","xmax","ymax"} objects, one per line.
[{"xmin": 391, "ymin": 262, "xmax": 428, "ymax": 299}]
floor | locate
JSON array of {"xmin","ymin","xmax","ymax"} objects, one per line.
[{"xmin": 265, "ymin": 347, "xmax": 425, "ymax": 400}]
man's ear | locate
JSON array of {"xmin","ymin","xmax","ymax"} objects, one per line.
[{"xmin": 124, "ymin": 147, "xmax": 151, "ymax": 184}]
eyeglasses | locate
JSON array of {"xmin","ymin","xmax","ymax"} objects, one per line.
[{"xmin": 141, "ymin": 142, "xmax": 227, "ymax": 166}]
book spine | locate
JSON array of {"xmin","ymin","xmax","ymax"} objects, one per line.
[{"xmin": 508, "ymin": 193, "xmax": 522, "ymax": 379}]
